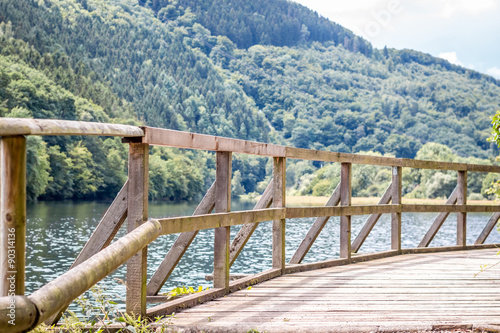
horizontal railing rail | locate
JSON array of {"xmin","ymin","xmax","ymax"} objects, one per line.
[{"xmin": 1, "ymin": 118, "xmax": 499, "ymax": 333}]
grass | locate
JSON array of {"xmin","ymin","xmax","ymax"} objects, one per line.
[{"xmin": 241, "ymin": 194, "xmax": 497, "ymax": 206}]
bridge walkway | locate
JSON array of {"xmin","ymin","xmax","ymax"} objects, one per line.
[{"xmin": 168, "ymin": 248, "xmax": 500, "ymax": 332}]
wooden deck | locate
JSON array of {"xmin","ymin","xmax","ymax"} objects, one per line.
[{"xmin": 168, "ymin": 248, "xmax": 500, "ymax": 332}]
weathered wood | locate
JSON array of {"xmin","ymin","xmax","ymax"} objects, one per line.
[
  {"xmin": 418, "ymin": 186, "xmax": 458, "ymax": 248},
  {"xmin": 289, "ymin": 184, "xmax": 341, "ymax": 264},
  {"xmin": 0, "ymin": 136, "xmax": 26, "ymax": 297},
  {"xmin": 214, "ymin": 152, "xmax": 231, "ymax": 289},
  {"xmin": 73, "ymin": 182, "xmax": 128, "ymax": 267},
  {"xmin": 158, "ymin": 209, "xmax": 284, "ymax": 235},
  {"xmin": 392, "ymin": 166, "xmax": 402, "ymax": 251},
  {"xmin": 147, "ymin": 268, "xmax": 281, "ymax": 317},
  {"xmin": 0, "ymin": 296, "xmax": 37, "ymax": 332},
  {"xmin": 286, "ymin": 147, "xmax": 404, "ymax": 167},
  {"xmin": 143, "ymin": 127, "xmax": 285, "ymax": 157},
  {"xmin": 0, "ymin": 118, "xmax": 144, "ymax": 137},
  {"xmin": 167, "ymin": 249, "xmax": 500, "ymax": 333},
  {"xmin": 29, "ymin": 219, "xmax": 162, "ymax": 327},
  {"xmin": 229, "ymin": 180, "xmax": 273, "ymax": 268},
  {"xmin": 146, "ymin": 182, "xmax": 216, "ymax": 296},
  {"xmin": 126, "ymin": 143, "xmax": 149, "ymax": 316},
  {"xmin": 340, "ymin": 162, "xmax": 352, "ymax": 259},
  {"xmin": 457, "ymin": 171, "xmax": 467, "ymax": 247},
  {"xmin": 351, "ymin": 183, "xmax": 392, "ymax": 253},
  {"xmin": 474, "ymin": 211, "xmax": 500, "ymax": 244},
  {"xmin": 285, "ymin": 147, "xmax": 500, "ymax": 173},
  {"xmin": 272, "ymin": 157, "xmax": 286, "ymax": 273}
]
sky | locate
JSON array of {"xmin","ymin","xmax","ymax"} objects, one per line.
[{"xmin": 293, "ymin": 0, "xmax": 500, "ymax": 79}]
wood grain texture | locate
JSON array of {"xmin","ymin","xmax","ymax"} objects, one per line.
[
  {"xmin": 229, "ymin": 180, "xmax": 273, "ymax": 268},
  {"xmin": 0, "ymin": 136, "xmax": 26, "ymax": 296},
  {"xmin": 214, "ymin": 152, "xmax": 231, "ymax": 289},
  {"xmin": 167, "ymin": 249, "xmax": 500, "ymax": 332},
  {"xmin": 272, "ymin": 157, "xmax": 286, "ymax": 272},
  {"xmin": 391, "ymin": 166, "xmax": 402, "ymax": 251},
  {"xmin": 0, "ymin": 118, "xmax": 144, "ymax": 137},
  {"xmin": 126, "ymin": 143, "xmax": 149, "ymax": 315},
  {"xmin": 340, "ymin": 163, "xmax": 351, "ymax": 259},
  {"xmin": 143, "ymin": 127, "xmax": 285, "ymax": 157},
  {"xmin": 289, "ymin": 184, "xmax": 341, "ymax": 264},
  {"xmin": 474, "ymin": 211, "xmax": 500, "ymax": 244},
  {"xmin": 146, "ymin": 182, "xmax": 216, "ymax": 296},
  {"xmin": 457, "ymin": 171, "xmax": 467, "ymax": 247},
  {"xmin": 418, "ymin": 186, "xmax": 458, "ymax": 248},
  {"xmin": 351, "ymin": 183, "xmax": 392, "ymax": 253}
]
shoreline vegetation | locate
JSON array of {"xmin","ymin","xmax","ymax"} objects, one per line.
[{"xmin": 240, "ymin": 194, "xmax": 498, "ymax": 206}]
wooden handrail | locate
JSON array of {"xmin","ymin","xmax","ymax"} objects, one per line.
[
  {"xmin": 0, "ymin": 118, "xmax": 144, "ymax": 137},
  {"xmin": 2, "ymin": 118, "xmax": 500, "ymax": 333}
]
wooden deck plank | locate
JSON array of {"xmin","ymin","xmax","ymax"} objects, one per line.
[{"xmin": 167, "ymin": 248, "xmax": 500, "ymax": 332}]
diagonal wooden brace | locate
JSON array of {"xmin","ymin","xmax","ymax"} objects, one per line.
[
  {"xmin": 146, "ymin": 182, "xmax": 216, "ymax": 296},
  {"xmin": 418, "ymin": 185, "xmax": 459, "ymax": 248},
  {"xmin": 288, "ymin": 184, "xmax": 341, "ymax": 264},
  {"xmin": 475, "ymin": 211, "xmax": 500, "ymax": 245},
  {"xmin": 351, "ymin": 183, "xmax": 393, "ymax": 253},
  {"xmin": 229, "ymin": 180, "xmax": 274, "ymax": 268}
]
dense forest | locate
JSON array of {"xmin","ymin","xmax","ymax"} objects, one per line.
[{"xmin": 0, "ymin": 0, "xmax": 499, "ymax": 201}]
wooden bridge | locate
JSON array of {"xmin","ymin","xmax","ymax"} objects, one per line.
[{"xmin": 0, "ymin": 118, "xmax": 499, "ymax": 332}]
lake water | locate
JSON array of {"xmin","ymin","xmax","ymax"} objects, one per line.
[{"xmin": 25, "ymin": 199, "xmax": 500, "ymax": 313}]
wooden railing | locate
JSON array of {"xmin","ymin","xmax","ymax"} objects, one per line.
[{"xmin": 1, "ymin": 118, "xmax": 500, "ymax": 332}]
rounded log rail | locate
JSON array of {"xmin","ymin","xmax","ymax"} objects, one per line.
[
  {"xmin": 1, "ymin": 118, "xmax": 500, "ymax": 332},
  {"xmin": 0, "ymin": 118, "xmax": 144, "ymax": 137}
]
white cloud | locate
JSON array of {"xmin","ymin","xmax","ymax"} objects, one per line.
[
  {"xmin": 438, "ymin": 51, "xmax": 462, "ymax": 66},
  {"xmin": 437, "ymin": 0, "xmax": 496, "ymax": 18},
  {"xmin": 486, "ymin": 67, "xmax": 500, "ymax": 79}
]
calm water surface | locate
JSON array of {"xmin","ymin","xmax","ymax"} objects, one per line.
[{"xmin": 26, "ymin": 199, "xmax": 500, "ymax": 312}]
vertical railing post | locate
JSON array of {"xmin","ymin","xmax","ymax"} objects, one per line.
[
  {"xmin": 391, "ymin": 166, "xmax": 402, "ymax": 252},
  {"xmin": 0, "ymin": 136, "xmax": 26, "ymax": 297},
  {"xmin": 214, "ymin": 151, "xmax": 231, "ymax": 289},
  {"xmin": 457, "ymin": 170, "xmax": 467, "ymax": 247},
  {"xmin": 272, "ymin": 157, "xmax": 286, "ymax": 273},
  {"xmin": 126, "ymin": 142, "xmax": 149, "ymax": 316},
  {"xmin": 340, "ymin": 162, "xmax": 352, "ymax": 259}
]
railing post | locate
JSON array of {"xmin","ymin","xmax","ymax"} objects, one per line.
[
  {"xmin": 391, "ymin": 166, "xmax": 402, "ymax": 252},
  {"xmin": 0, "ymin": 136, "xmax": 26, "ymax": 297},
  {"xmin": 272, "ymin": 157, "xmax": 286, "ymax": 273},
  {"xmin": 340, "ymin": 162, "xmax": 352, "ymax": 259},
  {"xmin": 214, "ymin": 151, "xmax": 231, "ymax": 289},
  {"xmin": 457, "ymin": 170, "xmax": 467, "ymax": 247},
  {"xmin": 126, "ymin": 142, "xmax": 149, "ymax": 316}
]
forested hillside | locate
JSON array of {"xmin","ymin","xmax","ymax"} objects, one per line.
[{"xmin": 1, "ymin": 0, "xmax": 499, "ymax": 201}]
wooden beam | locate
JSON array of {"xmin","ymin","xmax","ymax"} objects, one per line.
[
  {"xmin": 474, "ymin": 211, "xmax": 500, "ymax": 244},
  {"xmin": 340, "ymin": 163, "xmax": 352, "ymax": 259},
  {"xmin": 126, "ymin": 143, "xmax": 149, "ymax": 316},
  {"xmin": 457, "ymin": 171, "xmax": 467, "ymax": 247},
  {"xmin": 418, "ymin": 186, "xmax": 458, "ymax": 248},
  {"xmin": 289, "ymin": 184, "xmax": 341, "ymax": 264},
  {"xmin": 213, "ymin": 152, "xmax": 231, "ymax": 289},
  {"xmin": 0, "ymin": 118, "xmax": 144, "ymax": 137},
  {"xmin": 392, "ymin": 166, "xmax": 402, "ymax": 251},
  {"xmin": 146, "ymin": 182, "xmax": 216, "ymax": 296},
  {"xmin": 143, "ymin": 127, "xmax": 285, "ymax": 157},
  {"xmin": 229, "ymin": 180, "xmax": 273, "ymax": 268},
  {"xmin": 73, "ymin": 182, "xmax": 128, "ymax": 267},
  {"xmin": 0, "ymin": 296, "xmax": 37, "ymax": 332},
  {"xmin": 0, "ymin": 136, "xmax": 26, "ymax": 297},
  {"xmin": 28, "ymin": 220, "xmax": 163, "ymax": 327},
  {"xmin": 272, "ymin": 157, "xmax": 286, "ymax": 273},
  {"xmin": 351, "ymin": 183, "xmax": 392, "ymax": 253}
]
